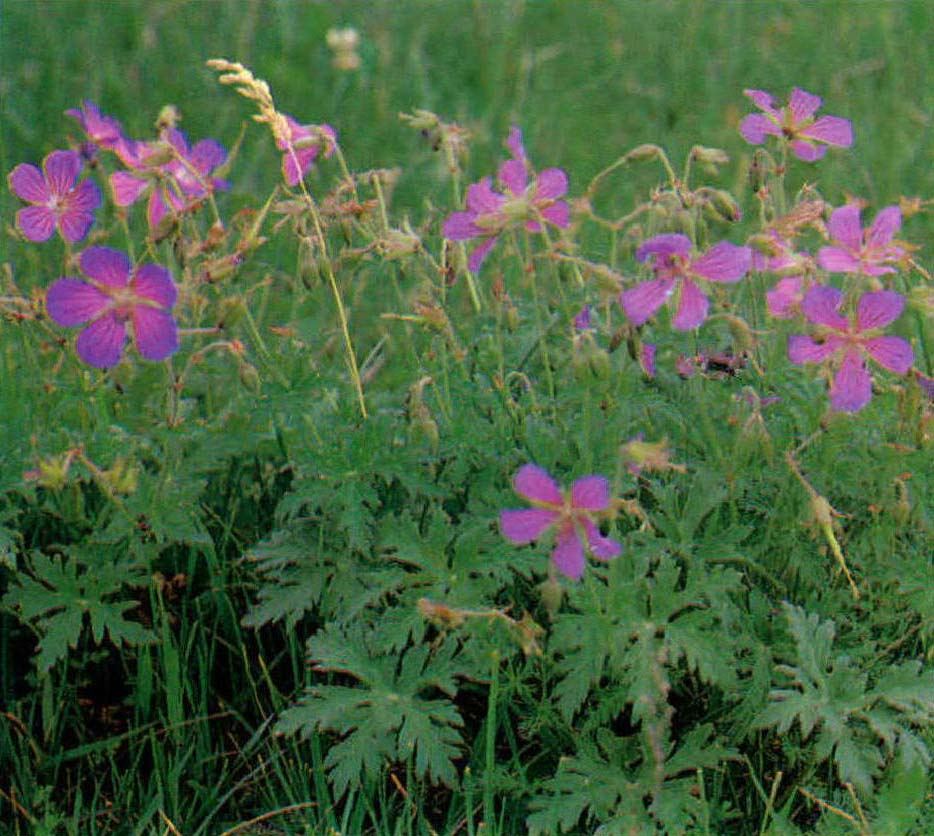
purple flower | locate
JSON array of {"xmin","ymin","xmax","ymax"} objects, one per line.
[
  {"xmin": 8, "ymin": 150, "xmax": 101, "ymax": 243},
  {"xmin": 788, "ymin": 286, "xmax": 913, "ymax": 413},
  {"xmin": 739, "ymin": 88, "xmax": 854, "ymax": 162},
  {"xmin": 443, "ymin": 126, "xmax": 569, "ymax": 272},
  {"xmin": 111, "ymin": 129, "xmax": 229, "ymax": 230},
  {"xmin": 276, "ymin": 115, "xmax": 337, "ymax": 187},
  {"xmin": 499, "ymin": 464, "xmax": 620, "ymax": 581},
  {"xmin": 620, "ymin": 234, "xmax": 751, "ymax": 331},
  {"xmin": 817, "ymin": 204, "xmax": 905, "ymax": 276},
  {"xmin": 66, "ymin": 100, "xmax": 125, "ymax": 150},
  {"xmin": 46, "ymin": 247, "xmax": 179, "ymax": 368}
]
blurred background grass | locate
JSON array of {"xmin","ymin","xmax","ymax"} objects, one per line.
[{"xmin": 3, "ymin": 0, "xmax": 934, "ymax": 253}]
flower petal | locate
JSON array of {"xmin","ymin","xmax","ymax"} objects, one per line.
[
  {"xmin": 68, "ymin": 178, "xmax": 102, "ymax": 212},
  {"xmin": 636, "ymin": 233, "xmax": 692, "ymax": 263},
  {"xmin": 8, "ymin": 163, "xmax": 49, "ymax": 203},
  {"xmin": 581, "ymin": 518, "xmax": 621, "ymax": 561},
  {"xmin": 788, "ymin": 88, "xmax": 822, "ymax": 123},
  {"xmin": 467, "ymin": 235, "xmax": 499, "ymax": 272},
  {"xmin": 671, "ymin": 278, "xmax": 709, "ymax": 331},
  {"xmin": 551, "ymin": 524, "xmax": 585, "ymax": 580},
  {"xmin": 498, "ymin": 159, "xmax": 527, "ymax": 195},
  {"xmin": 16, "ymin": 206, "xmax": 56, "ymax": 242},
  {"xmin": 540, "ymin": 200, "xmax": 569, "ymax": 228},
  {"xmin": 640, "ymin": 342, "xmax": 657, "ymax": 378},
  {"xmin": 856, "ymin": 290, "xmax": 904, "ymax": 332},
  {"xmin": 801, "ymin": 285, "xmax": 848, "ymax": 331},
  {"xmin": 744, "ymin": 89, "xmax": 779, "ymax": 115},
  {"xmin": 766, "ymin": 276, "xmax": 804, "ymax": 319},
  {"xmin": 80, "ymin": 247, "xmax": 131, "ymax": 287},
  {"xmin": 788, "ymin": 334, "xmax": 842, "ymax": 365},
  {"xmin": 691, "ymin": 241, "xmax": 751, "ymax": 283},
  {"xmin": 817, "ymin": 246, "xmax": 862, "ymax": 274},
  {"xmin": 110, "ymin": 171, "xmax": 149, "ymax": 206},
  {"xmin": 46, "ymin": 278, "xmax": 111, "ymax": 326},
  {"xmin": 505, "ymin": 126, "xmax": 527, "ymax": 164},
  {"xmin": 867, "ymin": 206, "xmax": 901, "ymax": 249},
  {"xmin": 132, "ymin": 264, "xmax": 177, "ymax": 309},
  {"xmin": 189, "ymin": 138, "xmax": 227, "ymax": 174},
  {"xmin": 514, "ymin": 464, "xmax": 562, "ymax": 505},
  {"xmin": 500, "ymin": 508, "xmax": 558, "ymax": 544},
  {"xmin": 829, "ymin": 349, "xmax": 872, "ymax": 413},
  {"xmin": 132, "ymin": 306, "xmax": 179, "ymax": 361},
  {"xmin": 620, "ymin": 278, "xmax": 673, "ymax": 326},
  {"xmin": 800, "ymin": 115, "xmax": 853, "ymax": 148},
  {"xmin": 75, "ymin": 314, "xmax": 127, "ymax": 368},
  {"xmin": 465, "ymin": 177, "xmax": 505, "ymax": 215},
  {"xmin": 826, "ymin": 204, "xmax": 863, "ymax": 252},
  {"xmin": 739, "ymin": 113, "xmax": 780, "ymax": 145},
  {"xmin": 42, "ymin": 150, "xmax": 81, "ymax": 196},
  {"xmin": 863, "ymin": 336, "xmax": 913, "ymax": 375},
  {"xmin": 535, "ymin": 168, "xmax": 568, "ymax": 201},
  {"xmin": 570, "ymin": 475, "xmax": 610, "ymax": 511},
  {"xmin": 57, "ymin": 207, "xmax": 96, "ymax": 243},
  {"xmin": 442, "ymin": 211, "xmax": 482, "ymax": 241},
  {"xmin": 789, "ymin": 140, "xmax": 826, "ymax": 162}
]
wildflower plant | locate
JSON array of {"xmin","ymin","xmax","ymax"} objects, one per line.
[{"xmin": 1, "ymin": 36, "xmax": 933, "ymax": 836}]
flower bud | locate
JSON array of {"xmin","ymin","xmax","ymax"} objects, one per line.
[
  {"xmin": 624, "ymin": 143, "xmax": 662, "ymax": 163},
  {"xmin": 539, "ymin": 576, "xmax": 564, "ymax": 620},
  {"xmin": 238, "ymin": 362, "xmax": 261, "ymax": 393},
  {"xmin": 690, "ymin": 145, "xmax": 730, "ymax": 166},
  {"xmin": 703, "ymin": 189, "xmax": 743, "ymax": 223}
]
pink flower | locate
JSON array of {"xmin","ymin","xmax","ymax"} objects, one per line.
[
  {"xmin": 46, "ymin": 246, "xmax": 179, "ymax": 368},
  {"xmin": 66, "ymin": 100, "xmax": 124, "ymax": 150},
  {"xmin": 788, "ymin": 286, "xmax": 913, "ymax": 413},
  {"xmin": 639, "ymin": 343, "xmax": 657, "ymax": 378},
  {"xmin": 499, "ymin": 464, "xmax": 620, "ymax": 580},
  {"xmin": 739, "ymin": 88, "xmax": 854, "ymax": 162},
  {"xmin": 620, "ymin": 234, "xmax": 751, "ymax": 331},
  {"xmin": 8, "ymin": 150, "xmax": 101, "ymax": 243},
  {"xmin": 276, "ymin": 115, "xmax": 337, "ymax": 187},
  {"xmin": 111, "ymin": 129, "xmax": 229, "ymax": 230},
  {"xmin": 817, "ymin": 204, "xmax": 904, "ymax": 276},
  {"xmin": 443, "ymin": 126, "xmax": 569, "ymax": 272}
]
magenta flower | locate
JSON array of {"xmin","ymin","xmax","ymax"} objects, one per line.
[
  {"xmin": 66, "ymin": 100, "xmax": 125, "ymax": 150},
  {"xmin": 817, "ymin": 204, "xmax": 905, "ymax": 276},
  {"xmin": 766, "ymin": 276, "xmax": 809, "ymax": 319},
  {"xmin": 8, "ymin": 150, "xmax": 101, "ymax": 243},
  {"xmin": 788, "ymin": 286, "xmax": 913, "ymax": 412},
  {"xmin": 443, "ymin": 126, "xmax": 569, "ymax": 272},
  {"xmin": 111, "ymin": 129, "xmax": 229, "ymax": 230},
  {"xmin": 277, "ymin": 115, "xmax": 337, "ymax": 187},
  {"xmin": 46, "ymin": 247, "xmax": 179, "ymax": 368},
  {"xmin": 620, "ymin": 234, "xmax": 751, "ymax": 331},
  {"xmin": 739, "ymin": 88, "xmax": 854, "ymax": 162},
  {"xmin": 500, "ymin": 464, "xmax": 620, "ymax": 580}
]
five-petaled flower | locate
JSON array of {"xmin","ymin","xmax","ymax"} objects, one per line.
[
  {"xmin": 46, "ymin": 246, "xmax": 180, "ymax": 368},
  {"xmin": 8, "ymin": 150, "xmax": 101, "ymax": 243},
  {"xmin": 739, "ymin": 88, "xmax": 854, "ymax": 162},
  {"xmin": 111, "ymin": 128, "xmax": 229, "ymax": 230},
  {"xmin": 499, "ymin": 464, "xmax": 620, "ymax": 580},
  {"xmin": 817, "ymin": 204, "xmax": 905, "ymax": 276},
  {"xmin": 277, "ymin": 115, "xmax": 337, "ymax": 187},
  {"xmin": 442, "ymin": 126, "xmax": 569, "ymax": 272},
  {"xmin": 620, "ymin": 233, "xmax": 751, "ymax": 331},
  {"xmin": 788, "ymin": 286, "xmax": 913, "ymax": 412}
]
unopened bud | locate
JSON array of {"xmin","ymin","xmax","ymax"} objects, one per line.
[
  {"xmin": 36, "ymin": 456, "xmax": 69, "ymax": 490},
  {"xmin": 624, "ymin": 143, "xmax": 662, "ymax": 163},
  {"xmin": 539, "ymin": 576, "xmax": 564, "ymax": 620},
  {"xmin": 690, "ymin": 146, "xmax": 730, "ymax": 166},
  {"xmin": 156, "ymin": 104, "xmax": 181, "ymax": 132},
  {"xmin": 238, "ymin": 362, "xmax": 261, "ymax": 393},
  {"xmin": 704, "ymin": 189, "xmax": 743, "ymax": 223}
]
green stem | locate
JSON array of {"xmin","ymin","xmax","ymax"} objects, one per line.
[{"xmin": 483, "ymin": 650, "xmax": 500, "ymax": 831}]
